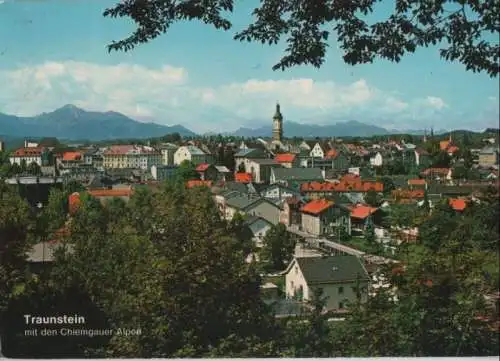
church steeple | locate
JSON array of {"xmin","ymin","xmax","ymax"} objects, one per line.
[{"xmin": 272, "ymin": 102, "xmax": 283, "ymax": 142}]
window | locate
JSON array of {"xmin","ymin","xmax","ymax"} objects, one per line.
[
  {"xmin": 295, "ymin": 266, "xmax": 298, "ymax": 275},
  {"xmin": 338, "ymin": 286, "xmax": 344, "ymax": 295}
]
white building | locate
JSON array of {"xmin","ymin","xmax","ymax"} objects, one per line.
[
  {"xmin": 158, "ymin": 143, "xmax": 179, "ymax": 166},
  {"xmin": 284, "ymin": 255, "xmax": 370, "ymax": 311},
  {"xmin": 102, "ymin": 145, "xmax": 162, "ymax": 170},
  {"xmin": 369, "ymin": 152, "xmax": 383, "ymax": 167},
  {"xmin": 9, "ymin": 147, "xmax": 43, "ymax": 166},
  {"xmin": 174, "ymin": 145, "xmax": 209, "ymax": 166}
]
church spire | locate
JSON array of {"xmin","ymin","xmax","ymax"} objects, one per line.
[{"xmin": 272, "ymin": 102, "xmax": 283, "ymax": 142}]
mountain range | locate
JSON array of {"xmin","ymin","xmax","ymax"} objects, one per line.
[
  {"xmin": 0, "ymin": 105, "xmax": 450, "ymax": 142},
  {"xmin": 0, "ymin": 105, "xmax": 196, "ymax": 141}
]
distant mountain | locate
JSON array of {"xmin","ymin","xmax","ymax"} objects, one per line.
[
  {"xmin": 231, "ymin": 120, "xmax": 391, "ymax": 138},
  {"xmin": 0, "ymin": 104, "xmax": 196, "ymax": 141}
]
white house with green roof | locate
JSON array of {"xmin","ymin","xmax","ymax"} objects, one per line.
[{"xmin": 284, "ymin": 255, "xmax": 370, "ymax": 311}]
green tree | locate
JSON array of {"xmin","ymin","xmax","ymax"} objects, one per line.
[
  {"xmin": 432, "ymin": 151, "xmax": 452, "ymax": 168},
  {"xmin": 26, "ymin": 162, "xmax": 41, "ymax": 176},
  {"xmin": 0, "ymin": 184, "xmax": 32, "ymax": 317},
  {"xmin": 261, "ymin": 223, "xmax": 295, "ymax": 272},
  {"xmin": 104, "ymin": 0, "xmax": 499, "ymax": 77},
  {"xmin": 364, "ymin": 189, "xmax": 380, "ymax": 207},
  {"xmin": 174, "ymin": 160, "xmax": 200, "ymax": 183}
]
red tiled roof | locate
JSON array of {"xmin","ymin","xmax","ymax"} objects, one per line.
[
  {"xmin": 351, "ymin": 205, "xmax": 378, "ymax": 219},
  {"xmin": 392, "ymin": 189, "xmax": 425, "ymax": 199},
  {"xmin": 408, "ymin": 179, "xmax": 426, "ymax": 186},
  {"xmin": 447, "ymin": 145, "xmax": 459, "ymax": 154},
  {"xmin": 440, "ymin": 140, "xmax": 450, "ymax": 151},
  {"xmin": 186, "ymin": 180, "xmax": 213, "ymax": 188},
  {"xmin": 62, "ymin": 151, "xmax": 82, "ymax": 161},
  {"xmin": 275, "ymin": 153, "xmax": 296, "ymax": 163},
  {"xmin": 325, "ymin": 149, "xmax": 338, "ymax": 159},
  {"xmin": 196, "ymin": 163, "xmax": 210, "ymax": 172},
  {"xmin": 300, "ymin": 180, "xmax": 383, "ymax": 193},
  {"xmin": 235, "ymin": 172, "xmax": 252, "ymax": 183},
  {"xmin": 68, "ymin": 192, "xmax": 81, "ymax": 215},
  {"xmin": 421, "ymin": 168, "xmax": 450, "ymax": 176},
  {"xmin": 449, "ymin": 198, "xmax": 467, "ymax": 211},
  {"xmin": 11, "ymin": 147, "xmax": 44, "ymax": 157},
  {"xmin": 301, "ymin": 199, "xmax": 334, "ymax": 215}
]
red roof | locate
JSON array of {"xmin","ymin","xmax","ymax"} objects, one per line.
[
  {"xmin": 275, "ymin": 153, "xmax": 296, "ymax": 163},
  {"xmin": 301, "ymin": 199, "xmax": 334, "ymax": 215},
  {"xmin": 196, "ymin": 163, "xmax": 210, "ymax": 172},
  {"xmin": 449, "ymin": 198, "xmax": 467, "ymax": 211},
  {"xmin": 325, "ymin": 149, "xmax": 338, "ymax": 159},
  {"xmin": 68, "ymin": 192, "xmax": 81, "ymax": 215},
  {"xmin": 235, "ymin": 172, "xmax": 252, "ymax": 183},
  {"xmin": 351, "ymin": 205, "xmax": 378, "ymax": 219},
  {"xmin": 408, "ymin": 179, "xmax": 426, "ymax": 186},
  {"xmin": 186, "ymin": 180, "xmax": 212, "ymax": 188},
  {"xmin": 421, "ymin": 168, "xmax": 450, "ymax": 176},
  {"xmin": 11, "ymin": 147, "xmax": 44, "ymax": 157},
  {"xmin": 62, "ymin": 151, "xmax": 82, "ymax": 161},
  {"xmin": 301, "ymin": 180, "xmax": 383, "ymax": 193},
  {"xmin": 392, "ymin": 189, "xmax": 425, "ymax": 199},
  {"xmin": 440, "ymin": 140, "xmax": 450, "ymax": 150},
  {"xmin": 447, "ymin": 145, "xmax": 459, "ymax": 154}
]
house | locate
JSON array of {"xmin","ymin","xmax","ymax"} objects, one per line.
[
  {"xmin": 102, "ymin": 145, "xmax": 162, "ymax": 170},
  {"xmin": 391, "ymin": 189, "xmax": 425, "ymax": 204},
  {"xmin": 174, "ymin": 145, "xmax": 210, "ymax": 166},
  {"xmin": 270, "ymin": 167, "xmax": 324, "ymax": 187},
  {"xmin": 260, "ymin": 183, "xmax": 302, "ymax": 201},
  {"xmin": 195, "ymin": 163, "xmax": 219, "ymax": 181},
  {"xmin": 247, "ymin": 158, "xmax": 282, "ymax": 183},
  {"xmin": 284, "ymin": 255, "xmax": 370, "ymax": 311},
  {"xmin": 60, "ymin": 151, "xmax": 83, "ymax": 168},
  {"xmin": 158, "ymin": 143, "xmax": 179, "ymax": 166},
  {"xmin": 300, "ymin": 199, "xmax": 351, "ymax": 237},
  {"xmin": 280, "ymin": 197, "xmax": 304, "ymax": 227},
  {"xmin": 369, "ymin": 152, "xmax": 383, "ymax": 167},
  {"xmin": 234, "ymin": 148, "xmax": 268, "ymax": 172},
  {"xmin": 306, "ymin": 152, "xmax": 350, "ymax": 172},
  {"xmin": 214, "ymin": 165, "xmax": 232, "ymax": 181},
  {"xmin": 244, "ymin": 215, "xmax": 273, "ymax": 249},
  {"xmin": 224, "ymin": 195, "xmax": 281, "ymax": 224},
  {"xmin": 478, "ymin": 146, "xmax": 499, "ymax": 167},
  {"xmin": 275, "ymin": 153, "xmax": 299, "ymax": 168},
  {"xmin": 349, "ymin": 204, "xmax": 380, "ymax": 232},
  {"xmin": 9, "ymin": 147, "xmax": 45, "ymax": 166},
  {"xmin": 150, "ymin": 165, "xmax": 177, "ymax": 181}
]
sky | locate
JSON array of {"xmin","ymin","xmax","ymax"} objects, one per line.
[{"xmin": 0, "ymin": 0, "xmax": 498, "ymax": 134}]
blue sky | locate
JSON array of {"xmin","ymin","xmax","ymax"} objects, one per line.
[{"xmin": 0, "ymin": 0, "xmax": 498, "ymax": 133}]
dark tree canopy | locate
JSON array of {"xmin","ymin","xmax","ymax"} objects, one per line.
[{"xmin": 104, "ymin": 0, "xmax": 499, "ymax": 77}]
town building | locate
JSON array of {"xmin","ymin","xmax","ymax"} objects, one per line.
[
  {"xmin": 284, "ymin": 255, "xmax": 370, "ymax": 311},
  {"xmin": 272, "ymin": 103, "xmax": 283, "ymax": 143},
  {"xmin": 174, "ymin": 145, "xmax": 210, "ymax": 166},
  {"xmin": 300, "ymin": 199, "xmax": 351, "ymax": 237},
  {"xmin": 103, "ymin": 145, "xmax": 162, "ymax": 170}
]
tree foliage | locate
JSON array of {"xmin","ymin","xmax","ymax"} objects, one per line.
[
  {"xmin": 261, "ymin": 223, "xmax": 295, "ymax": 272},
  {"xmin": 104, "ymin": 0, "xmax": 499, "ymax": 77}
]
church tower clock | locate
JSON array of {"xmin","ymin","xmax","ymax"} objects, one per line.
[{"xmin": 272, "ymin": 103, "xmax": 283, "ymax": 142}]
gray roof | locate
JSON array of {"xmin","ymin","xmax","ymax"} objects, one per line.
[
  {"xmin": 234, "ymin": 148, "xmax": 265, "ymax": 158},
  {"xmin": 272, "ymin": 167, "xmax": 323, "ymax": 181},
  {"xmin": 244, "ymin": 215, "xmax": 273, "ymax": 227},
  {"xmin": 214, "ymin": 165, "xmax": 231, "ymax": 173},
  {"xmin": 225, "ymin": 194, "xmax": 264, "ymax": 210},
  {"xmin": 250, "ymin": 158, "xmax": 280, "ymax": 165},
  {"xmin": 480, "ymin": 146, "xmax": 498, "ymax": 154},
  {"xmin": 185, "ymin": 145, "xmax": 206, "ymax": 155},
  {"xmin": 295, "ymin": 255, "xmax": 369, "ymax": 285},
  {"xmin": 224, "ymin": 181, "xmax": 250, "ymax": 194}
]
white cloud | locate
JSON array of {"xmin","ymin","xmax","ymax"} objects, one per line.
[
  {"xmin": 0, "ymin": 60, "xmax": 489, "ymax": 133},
  {"xmin": 425, "ymin": 96, "xmax": 447, "ymax": 110}
]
